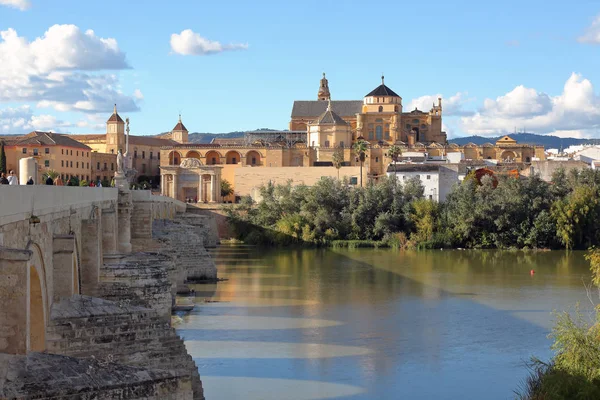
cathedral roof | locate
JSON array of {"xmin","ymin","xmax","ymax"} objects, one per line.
[
  {"xmin": 16, "ymin": 131, "xmax": 92, "ymax": 150},
  {"xmin": 312, "ymin": 102, "xmax": 348, "ymax": 125},
  {"xmin": 107, "ymin": 104, "xmax": 124, "ymax": 123},
  {"xmin": 366, "ymin": 76, "xmax": 400, "ymax": 98},
  {"xmin": 366, "ymin": 84, "xmax": 400, "ymax": 98},
  {"xmin": 291, "ymin": 100, "xmax": 362, "ymax": 118}
]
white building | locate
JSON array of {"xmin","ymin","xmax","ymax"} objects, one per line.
[{"xmin": 386, "ymin": 164, "xmax": 465, "ymax": 202}]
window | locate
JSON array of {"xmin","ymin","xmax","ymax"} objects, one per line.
[
  {"xmin": 76, "ymin": 151, "xmax": 79, "ymax": 156},
  {"xmin": 158, "ymin": 153, "xmax": 160, "ymax": 160},
  {"xmin": 61, "ymin": 160, "xmax": 64, "ymax": 167},
  {"xmin": 22, "ymin": 148, "xmax": 26, "ymax": 154},
  {"xmin": 104, "ymin": 163, "xmax": 107, "ymax": 170},
  {"xmin": 61, "ymin": 149, "xmax": 64, "ymax": 155},
  {"xmin": 87, "ymin": 162, "xmax": 89, "ymax": 169},
  {"xmin": 44, "ymin": 160, "xmax": 49, "ymax": 167},
  {"xmin": 368, "ymin": 131, "xmax": 374, "ymax": 140},
  {"xmin": 395, "ymin": 105, "xmax": 399, "ymax": 112},
  {"xmin": 375, "ymin": 157, "xmax": 379, "ymax": 162},
  {"xmin": 385, "ymin": 131, "xmax": 390, "ymax": 139},
  {"xmin": 142, "ymin": 164, "xmax": 146, "ymax": 173},
  {"xmin": 324, "ymin": 140, "xmax": 330, "ymax": 147},
  {"xmin": 378, "ymin": 105, "xmax": 383, "ymax": 112},
  {"xmin": 97, "ymin": 162, "xmax": 100, "ymax": 170},
  {"xmin": 150, "ymin": 152, "xmax": 153, "ymax": 160},
  {"xmin": 429, "ymin": 195, "xmax": 433, "ymax": 200},
  {"xmin": 70, "ymin": 150, "xmax": 72, "ymax": 155},
  {"xmin": 211, "ymin": 157, "xmax": 216, "ymax": 164},
  {"xmin": 111, "ymin": 163, "xmax": 114, "ymax": 171},
  {"xmin": 251, "ymin": 157, "xmax": 257, "ymax": 165},
  {"xmin": 426, "ymin": 175, "xmax": 431, "ymax": 180},
  {"xmin": 232, "ymin": 157, "xmax": 237, "ymax": 164},
  {"xmin": 134, "ymin": 150, "xmax": 138, "ymax": 158},
  {"xmin": 33, "ymin": 148, "xmax": 39, "ymax": 156},
  {"xmin": 70, "ymin": 161, "xmax": 73, "ymax": 167},
  {"xmin": 142, "ymin": 151, "xmax": 145, "ymax": 159},
  {"xmin": 76, "ymin": 162, "xmax": 79, "ymax": 168},
  {"xmin": 340, "ymin": 141, "xmax": 344, "ymax": 148},
  {"xmin": 45, "ymin": 148, "xmax": 49, "ymax": 154},
  {"xmin": 376, "ymin": 126, "xmax": 383, "ymax": 140},
  {"xmin": 110, "ymin": 149, "xmax": 114, "ymax": 154}
]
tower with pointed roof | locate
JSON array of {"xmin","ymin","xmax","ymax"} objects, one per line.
[
  {"xmin": 317, "ymin": 73, "xmax": 331, "ymax": 101},
  {"xmin": 106, "ymin": 104, "xmax": 125, "ymax": 152},
  {"xmin": 171, "ymin": 115, "xmax": 189, "ymax": 144}
]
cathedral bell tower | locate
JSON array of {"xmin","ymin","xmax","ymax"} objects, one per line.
[
  {"xmin": 318, "ymin": 73, "xmax": 331, "ymax": 101},
  {"xmin": 171, "ymin": 114, "xmax": 189, "ymax": 144},
  {"xmin": 106, "ymin": 104, "xmax": 125, "ymax": 152}
]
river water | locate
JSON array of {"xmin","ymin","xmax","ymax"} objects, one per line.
[{"xmin": 176, "ymin": 247, "xmax": 592, "ymax": 400}]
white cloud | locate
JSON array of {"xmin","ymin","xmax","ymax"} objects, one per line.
[
  {"xmin": 0, "ymin": 105, "xmax": 73, "ymax": 134},
  {"xmin": 170, "ymin": 29, "xmax": 248, "ymax": 55},
  {"xmin": 406, "ymin": 92, "xmax": 473, "ymax": 116},
  {"xmin": 0, "ymin": 25, "xmax": 139, "ymax": 114},
  {"xmin": 0, "ymin": 0, "xmax": 30, "ymax": 11},
  {"xmin": 133, "ymin": 89, "xmax": 144, "ymax": 100},
  {"xmin": 460, "ymin": 73, "xmax": 600, "ymax": 136},
  {"xmin": 578, "ymin": 15, "xmax": 600, "ymax": 44}
]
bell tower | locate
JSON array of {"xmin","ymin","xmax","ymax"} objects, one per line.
[
  {"xmin": 172, "ymin": 114, "xmax": 189, "ymax": 144},
  {"xmin": 318, "ymin": 72, "xmax": 330, "ymax": 101},
  {"xmin": 106, "ymin": 104, "xmax": 125, "ymax": 152}
]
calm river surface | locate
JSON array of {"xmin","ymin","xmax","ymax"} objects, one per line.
[{"xmin": 177, "ymin": 247, "xmax": 592, "ymax": 400}]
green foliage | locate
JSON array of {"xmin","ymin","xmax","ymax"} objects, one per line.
[
  {"xmin": 42, "ymin": 169, "xmax": 59, "ymax": 181},
  {"xmin": 79, "ymin": 179, "xmax": 88, "ymax": 187},
  {"xmin": 221, "ymin": 179, "xmax": 234, "ymax": 197},
  {"xmin": 68, "ymin": 176, "xmax": 80, "ymax": 186},
  {"xmin": 518, "ymin": 249, "xmax": 600, "ymax": 399},
  {"xmin": 226, "ymin": 166, "xmax": 600, "ymax": 250},
  {"xmin": 0, "ymin": 140, "xmax": 6, "ymax": 174},
  {"xmin": 332, "ymin": 148, "xmax": 344, "ymax": 173}
]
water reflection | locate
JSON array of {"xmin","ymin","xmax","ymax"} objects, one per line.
[{"xmin": 178, "ymin": 247, "xmax": 592, "ymax": 400}]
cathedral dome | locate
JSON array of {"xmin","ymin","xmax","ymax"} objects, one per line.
[{"xmin": 365, "ymin": 76, "xmax": 400, "ymax": 98}]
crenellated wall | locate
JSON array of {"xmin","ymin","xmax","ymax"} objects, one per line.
[{"xmin": 0, "ymin": 186, "xmax": 211, "ymax": 400}]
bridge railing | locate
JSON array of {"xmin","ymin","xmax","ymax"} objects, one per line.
[{"xmin": 0, "ymin": 186, "xmax": 118, "ymax": 226}]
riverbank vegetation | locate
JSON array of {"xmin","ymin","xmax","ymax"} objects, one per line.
[
  {"xmin": 517, "ymin": 249, "xmax": 600, "ymax": 399},
  {"xmin": 223, "ymin": 167, "xmax": 600, "ymax": 250}
]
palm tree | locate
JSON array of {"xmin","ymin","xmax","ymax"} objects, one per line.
[
  {"xmin": 353, "ymin": 139, "xmax": 369, "ymax": 187},
  {"xmin": 388, "ymin": 144, "xmax": 402, "ymax": 182},
  {"xmin": 332, "ymin": 148, "xmax": 344, "ymax": 180},
  {"xmin": 42, "ymin": 169, "xmax": 59, "ymax": 182}
]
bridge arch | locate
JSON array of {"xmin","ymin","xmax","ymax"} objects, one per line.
[{"xmin": 27, "ymin": 242, "xmax": 48, "ymax": 352}]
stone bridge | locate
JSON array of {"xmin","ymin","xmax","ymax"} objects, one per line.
[{"xmin": 0, "ymin": 186, "xmax": 217, "ymax": 399}]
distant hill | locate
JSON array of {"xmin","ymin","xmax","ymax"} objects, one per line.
[
  {"xmin": 449, "ymin": 133, "xmax": 600, "ymax": 149},
  {"xmin": 186, "ymin": 131, "xmax": 246, "ymax": 144}
]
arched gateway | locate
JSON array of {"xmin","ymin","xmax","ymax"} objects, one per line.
[{"xmin": 160, "ymin": 157, "xmax": 223, "ymax": 203}]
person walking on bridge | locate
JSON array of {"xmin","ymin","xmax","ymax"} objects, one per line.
[
  {"xmin": 7, "ymin": 170, "xmax": 18, "ymax": 185},
  {"xmin": 0, "ymin": 173, "xmax": 9, "ymax": 185}
]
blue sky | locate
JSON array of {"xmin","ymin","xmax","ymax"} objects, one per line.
[{"xmin": 1, "ymin": 0, "xmax": 600, "ymax": 138}]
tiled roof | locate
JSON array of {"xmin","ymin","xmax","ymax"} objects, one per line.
[
  {"xmin": 14, "ymin": 131, "xmax": 91, "ymax": 150},
  {"xmin": 107, "ymin": 113, "xmax": 124, "ymax": 123},
  {"xmin": 291, "ymin": 100, "xmax": 362, "ymax": 118},
  {"xmin": 366, "ymin": 84, "xmax": 400, "ymax": 97},
  {"xmin": 312, "ymin": 107, "xmax": 348, "ymax": 125},
  {"xmin": 211, "ymin": 138, "xmax": 245, "ymax": 145},
  {"xmin": 173, "ymin": 121, "xmax": 187, "ymax": 131},
  {"xmin": 129, "ymin": 135, "xmax": 178, "ymax": 147},
  {"xmin": 67, "ymin": 134, "xmax": 106, "ymax": 142}
]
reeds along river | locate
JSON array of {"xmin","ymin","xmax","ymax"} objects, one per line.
[{"xmin": 176, "ymin": 248, "xmax": 592, "ymax": 400}]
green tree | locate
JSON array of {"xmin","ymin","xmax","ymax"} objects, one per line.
[
  {"xmin": 409, "ymin": 199, "xmax": 439, "ymax": 246},
  {"xmin": 352, "ymin": 139, "xmax": 368, "ymax": 187},
  {"xmin": 552, "ymin": 185, "xmax": 600, "ymax": 249},
  {"xmin": 388, "ymin": 144, "xmax": 402, "ymax": 182},
  {"xmin": 221, "ymin": 179, "xmax": 234, "ymax": 198},
  {"xmin": 42, "ymin": 169, "xmax": 59, "ymax": 182},
  {"xmin": 0, "ymin": 140, "xmax": 6, "ymax": 174},
  {"xmin": 332, "ymin": 148, "xmax": 344, "ymax": 180}
]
